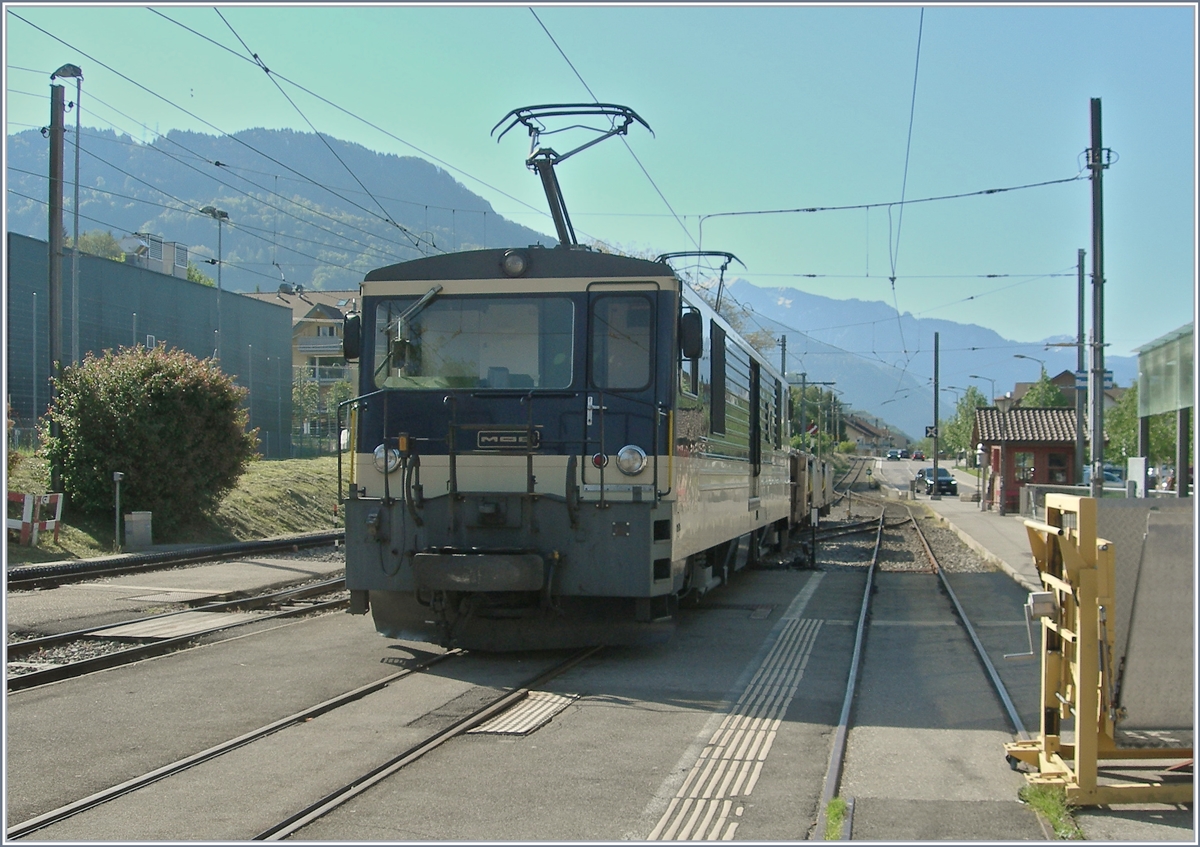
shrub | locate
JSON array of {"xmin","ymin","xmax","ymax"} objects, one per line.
[
  {"xmin": 6, "ymin": 403, "xmax": 20, "ymax": 475},
  {"xmin": 40, "ymin": 345, "xmax": 257, "ymax": 536}
]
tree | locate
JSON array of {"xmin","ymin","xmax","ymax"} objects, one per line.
[
  {"xmin": 292, "ymin": 376, "xmax": 320, "ymax": 432},
  {"xmin": 66, "ymin": 229, "xmax": 124, "ymax": 262},
  {"xmin": 40, "ymin": 345, "xmax": 256, "ymax": 535},
  {"xmin": 325, "ymin": 379, "xmax": 355, "ymax": 421},
  {"xmin": 939, "ymin": 385, "xmax": 989, "ymax": 457},
  {"xmin": 1104, "ymin": 382, "xmax": 1177, "ymax": 466},
  {"xmin": 1021, "ymin": 369, "xmax": 1070, "ymax": 407},
  {"xmin": 187, "ymin": 262, "xmax": 216, "ymax": 287}
]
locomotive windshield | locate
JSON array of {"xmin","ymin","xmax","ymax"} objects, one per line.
[{"xmin": 373, "ymin": 294, "xmax": 574, "ymax": 390}]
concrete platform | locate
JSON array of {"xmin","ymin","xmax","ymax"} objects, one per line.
[{"xmin": 868, "ymin": 457, "xmax": 1195, "ymax": 841}]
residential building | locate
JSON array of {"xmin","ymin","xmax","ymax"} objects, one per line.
[{"xmin": 244, "ymin": 287, "xmax": 358, "ymax": 431}]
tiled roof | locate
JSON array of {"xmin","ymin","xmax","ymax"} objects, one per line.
[
  {"xmin": 243, "ymin": 289, "xmax": 357, "ymax": 324},
  {"xmin": 844, "ymin": 415, "xmax": 890, "ymax": 439},
  {"xmin": 973, "ymin": 407, "xmax": 1077, "ymax": 443}
]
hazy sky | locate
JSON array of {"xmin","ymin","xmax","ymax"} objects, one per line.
[{"xmin": 5, "ymin": 3, "xmax": 1196, "ymax": 358}]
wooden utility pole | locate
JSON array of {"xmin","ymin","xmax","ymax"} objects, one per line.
[
  {"xmin": 48, "ymin": 83, "xmax": 66, "ymax": 493},
  {"xmin": 1088, "ymin": 98, "xmax": 1108, "ymax": 499}
]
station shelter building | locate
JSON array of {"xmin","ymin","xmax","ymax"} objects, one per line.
[
  {"xmin": 1133, "ymin": 322, "xmax": 1193, "ymax": 496},
  {"xmin": 972, "ymin": 406, "xmax": 1078, "ymax": 514}
]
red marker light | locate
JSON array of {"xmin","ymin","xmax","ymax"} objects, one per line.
[{"xmin": 591, "ymin": 453, "xmax": 608, "ymax": 468}]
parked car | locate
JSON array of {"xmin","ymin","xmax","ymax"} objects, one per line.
[
  {"xmin": 886, "ymin": 449, "xmax": 901, "ymax": 461},
  {"xmin": 1083, "ymin": 467, "xmax": 1124, "ymax": 486},
  {"xmin": 923, "ymin": 467, "xmax": 958, "ymax": 495},
  {"xmin": 912, "ymin": 450, "xmax": 926, "ymax": 461}
]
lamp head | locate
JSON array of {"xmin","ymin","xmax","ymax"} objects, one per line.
[{"xmin": 51, "ymin": 64, "xmax": 82, "ymax": 81}]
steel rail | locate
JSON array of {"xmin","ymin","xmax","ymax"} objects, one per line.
[
  {"xmin": 7, "ymin": 591, "xmax": 348, "ymax": 692},
  {"xmin": 7, "ymin": 530, "xmax": 344, "ymax": 588},
  {"xmin": 812, "ymin": 510, "xmax": 884, "ymax": 840},
  {"xmin": 5, "ymin": 649, "xmax": 462, "ymax": 840},
  {"xmin": 907, "ymin": 514, "xmax": 1030, "ymax": 740},
  {"xmin": 8, "ymin": 577, "xmax": 346, "ymax": 659},
  {"xmin": 255, "ymin": 645, "xmax": 603, "ymax": 840}
]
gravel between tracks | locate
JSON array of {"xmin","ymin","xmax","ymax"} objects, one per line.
[{"xmin": 798, "ymin": 493, "xmax": 999, "ymax": 575}]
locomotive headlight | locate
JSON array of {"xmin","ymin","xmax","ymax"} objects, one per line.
[
  {"xmin": 373, "ymin": 444, "xmax": 401, "ymax": 474},
  {"xmin": 501, "ymin": 249, "xmax": 529, "ymax": 277},
  {"xmin": 615, "ymin": 444, "xmax": 647, "ymax": 476}
]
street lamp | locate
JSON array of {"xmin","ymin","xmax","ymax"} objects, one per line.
[
  {"xmin": 994, "ymin": 392, "xmax": 1014, "ymax": 516},
  {"xmin": 969, "ymin": 374, "xmax": 996, "ymax": 403},
  {"xmin": 200, "ymin": 205, "xmax": 229, "ymax": 361},
  {"xmin": 51, "ymin": 63, "xmax": 82, "ymax": 365},
  {"xmin": 1013, "ymin": 353, "xmax": 1047, "ymax": 378}
]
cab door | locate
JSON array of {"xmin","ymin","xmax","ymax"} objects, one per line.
[{"xmin": 582, "ymin": 285, "xmax": 657, "ymax": 487}]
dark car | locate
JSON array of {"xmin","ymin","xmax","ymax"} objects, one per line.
[
  {"xmin": 899, "ymin": 449, "xmax": 910, "ymax": 459},
  {"xmin": 912, "ymin": 450, "xmax": 926, "ymax": 461},
  {"xmin": 886, "ymin": 449, "xmax": 901, "ymax": 461},
  {"xmin": 923, "ymin": 467, "xmax": 958, "ymax": 495}
]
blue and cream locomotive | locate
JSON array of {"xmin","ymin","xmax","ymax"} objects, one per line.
[{"xmin": 338, "ymin": 105, "xmax": 806, "ymax": 649}]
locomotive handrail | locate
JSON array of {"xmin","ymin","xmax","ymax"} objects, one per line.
[{"xmin": 337, "ymin": 390, "xmax": 388, "ymax": 504}]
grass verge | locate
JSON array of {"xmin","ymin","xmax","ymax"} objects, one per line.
[
  {"xmin": 1018, "ymin": 784, "xmax": 1084, "ymax": 839},
  {"xmin": 6, "ymin": 455, "xmax": 342, "ymax": 564},
  {"xmin": 823, "ymin": 797, "xmax": 848, "ymax": 840}
]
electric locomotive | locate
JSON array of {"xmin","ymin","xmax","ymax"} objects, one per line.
[
  {"xmin": 337, "ymin": 104, "xmax": 801, "ymax": 650},
  {"xmin": 339, "ymin": 245, "xmax": 797, "ymax": 650}
]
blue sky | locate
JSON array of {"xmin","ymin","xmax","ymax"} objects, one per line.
[{"xmin": 4, "ymin": 3, "xmax": 1196, "ymax": 358}]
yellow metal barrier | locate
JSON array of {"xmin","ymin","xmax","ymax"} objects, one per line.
[{"xmin": 1004, "ymin": 493, "xmax": 1193, "ymax": 805}]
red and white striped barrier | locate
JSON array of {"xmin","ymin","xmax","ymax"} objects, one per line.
[{"xmin": 6, "ymin": 492, "xmax": 63, "ymax": 546}]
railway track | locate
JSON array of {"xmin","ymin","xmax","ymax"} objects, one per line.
[
  {"xmin": 6, "ymin": 576, "xmax": 349, "ymax": 691},
  {"xmin": 6, "ymin": 646, "xmax": 599, "ymax": 841},
  {"xmin": 6, "ymin": 530, "xmax": 345, "ymax": 589},
  {"xmin": 812, "ymin": 498, "xmax": 1031, "ymax": 839}
]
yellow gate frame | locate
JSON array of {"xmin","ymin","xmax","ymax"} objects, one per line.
[{"xmin": 1004, "ymin": 493, "xmax": 1193, "ymax": 805}]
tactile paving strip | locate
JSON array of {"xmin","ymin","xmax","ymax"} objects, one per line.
[{"xmin": 468, "ymin": 690, "xmax": 578, "ymax": 736}]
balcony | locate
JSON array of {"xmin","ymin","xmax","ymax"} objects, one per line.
[
  {"xmin": 297, "ymin": 365, "xmax": 350, "ymax": 384},
  {"xmin": 297, "ymin": 336, "xmax": 344, "ymax": 355}
]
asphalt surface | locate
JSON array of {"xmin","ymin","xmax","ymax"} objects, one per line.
[
  {"xmin": 869, "ymin": 456, "xmax": 1195, "ymax": 842},
  {"xmin": 5, "ymin": 480, "xmax": 1193, "ymax": 841}
]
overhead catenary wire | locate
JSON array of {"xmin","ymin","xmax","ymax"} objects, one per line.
[
  {"xmin": 7, "ymin": 11, "xmax": 454, "ymax": 253},
  {"xmin": 213, "ymin": 8, "xmax": 432, "ymax": 256},
  {"xmin": 528, "ymin": 8, "xmax": 698, "ymax": 252},
  {"xmin": 144, "ymin": 7, "xmax": 561, "ymax": 236},
  {"xmin": 6, "ymin": 91, "xmax": 432, "ymax": 268}
]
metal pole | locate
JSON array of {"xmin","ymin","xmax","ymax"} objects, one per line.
[
  {"xmin": 277, "ymin": 358, "xmax": 283, "ymax": 460},
  {"xmin": 248, "ymin": 343, "xmax": 253, "ymax": 428},
  {"xmin": 799, "ymin": 372, "xmax": 807, "ymax": 452},
  {"xmin": 216, "ymin": 217, "xmax": 223, "ymax": 362},
  {"xmin": 32, "ymin": 292, "xmax": 37, "ymax": 427},
  {"xmin": 70, "ymin": 74, "xmax": 81, "ymax": 366},
  {"xmin": 932, "ymin": 332, "xmax": 941, "ymax": 499},
  {"xmin": 133, "ymin": 312, "xmax": 137, "ymax": 346},
  {"xmin": 48, "ymin": 83, "xmax": 65, "ymax": 493},
  {"xmin": 1088, "ymin": 98, "xmax": 1107, "ymax": 500},
  {"xmin": 1076, "ymin": 248, "xmax": 1086, "ymax": 484}
]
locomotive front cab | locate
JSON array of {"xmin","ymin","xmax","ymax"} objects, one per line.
[{"xmin": 340, "ymin": 247, "xmax": 685, "ymax": 650}]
